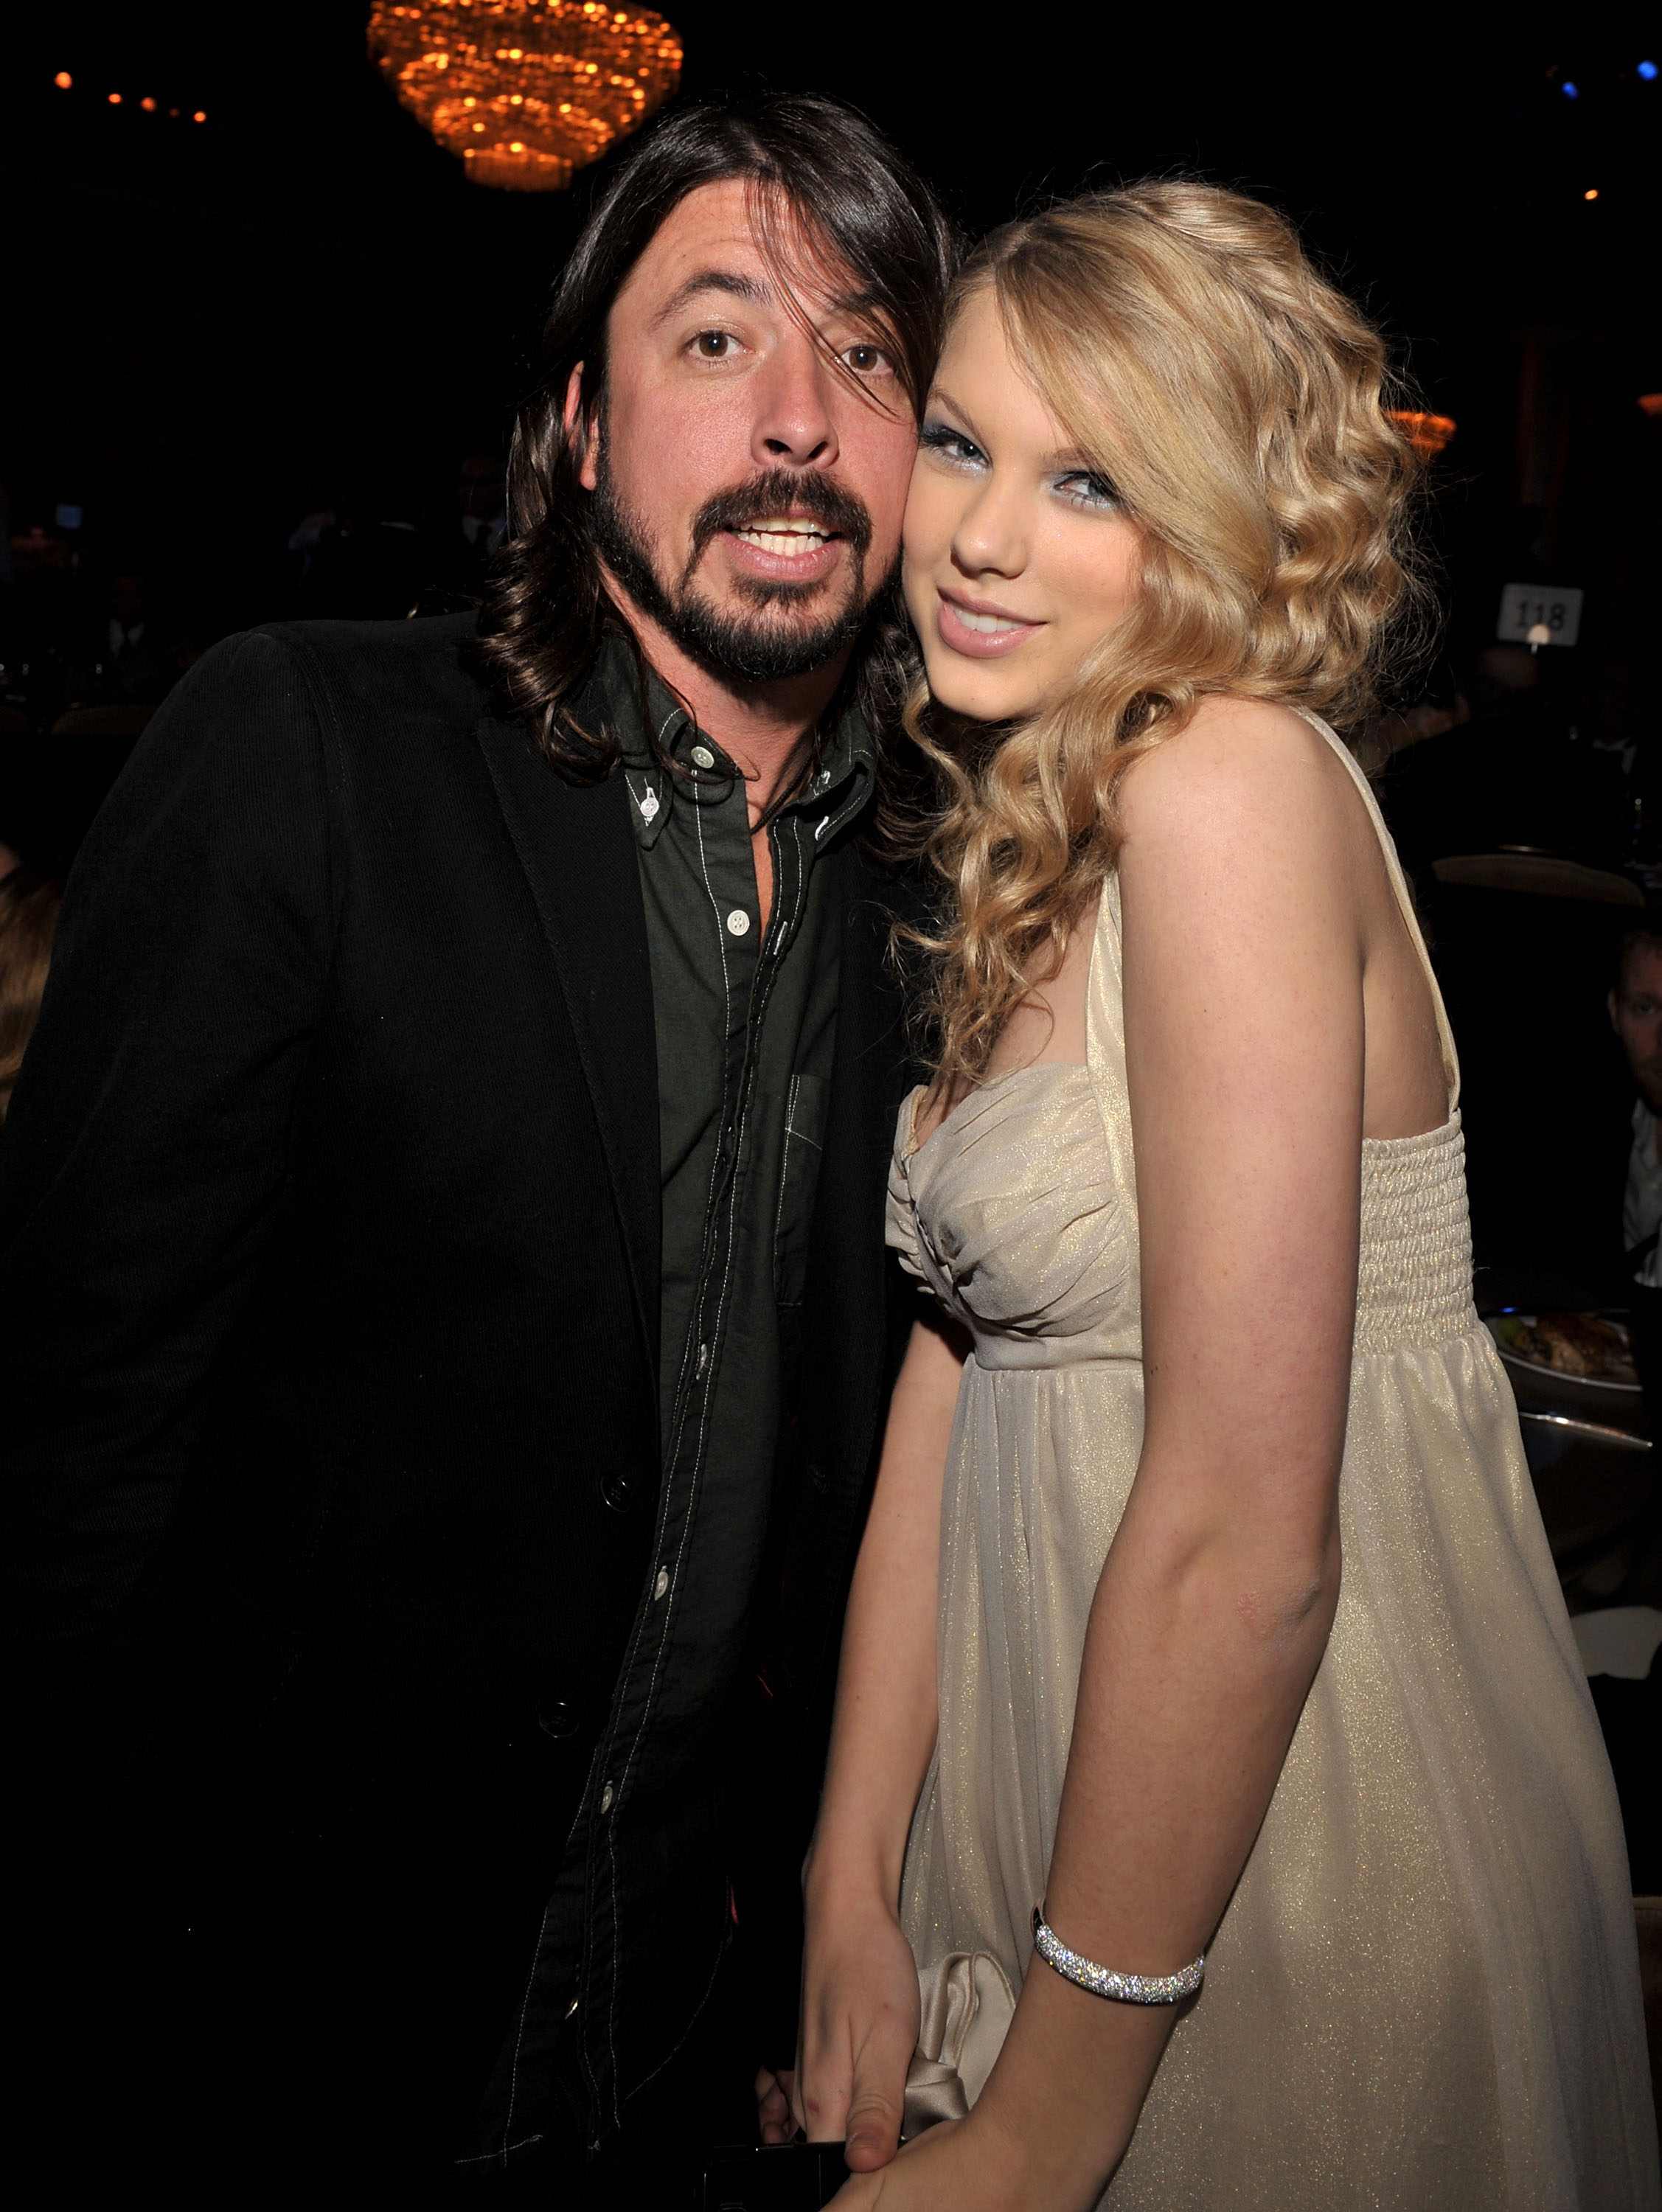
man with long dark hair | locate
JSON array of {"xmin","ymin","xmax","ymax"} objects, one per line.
[{"xmin": 3, "ymin": 96, "xmax": 953, "ymax": 2197}]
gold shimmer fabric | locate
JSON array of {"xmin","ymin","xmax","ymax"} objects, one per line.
[{"xmin": 886, "ymin": 720, "xmax": 1660, "ymax": 2208}]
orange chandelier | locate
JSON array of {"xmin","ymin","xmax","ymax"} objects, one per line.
[{"xmin": 367, "ymin": 1, "xmax": 682, "ymax": 192}]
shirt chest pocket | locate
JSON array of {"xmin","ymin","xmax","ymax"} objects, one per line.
[{"xmin": 773, "ymin": 1072, "xmax": 827, "ymax": 1309}]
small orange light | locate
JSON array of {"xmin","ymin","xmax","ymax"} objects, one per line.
[
  {"xmin": 1585, "ymin": 187, "xmax": 1599, "ymax": 201},
  {"xmin": 141, "ymin": 96, "xmax": 156, "ymax": 111},
  {"xmin": 108, "ymin": 91, "xmax": 122, "ymax": 105},
  {"xmin": 54, "ymin": 71, "xmax": 72, "ymax": 89},
  {"xmin": 1639, "ymin": 394, "xmax": 1662, "ymax": 418},
  {"xmin": 168, "ymin": 106, "xmax": 179, "ymax": 117},
  {"xmin": 192, "ymin": 110, "xmax": 206, "ymax": 122},
  {"xmin": 1388, "ymin": 410, "xmax": 1457, "ymax": 460}
]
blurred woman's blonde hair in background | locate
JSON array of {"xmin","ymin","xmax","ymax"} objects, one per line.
[
  {"xmin": 0, "ymin": 868, "xmax": 63, "ymax": 1127},
  {"xmin": 911, "ymin": 182, "xmax": 1432, "ymax": 1085}
]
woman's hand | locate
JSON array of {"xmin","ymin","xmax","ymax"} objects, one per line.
[
  {"xmin": 825, "ymin": 2110, "xmax": 1074, "ymax": 2212},
  {"xmin": 827, "ymin": 2119, "xmax": 972, "ymax": 2211},
  {"xmin": 793, "ymin": 1878, "xmax": 922, "ymax": 2171}
]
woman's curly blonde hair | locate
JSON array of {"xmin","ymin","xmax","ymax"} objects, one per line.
[{"xmin": 911, "ymin": 183, "xmax": 1430, "ymax": 1087}]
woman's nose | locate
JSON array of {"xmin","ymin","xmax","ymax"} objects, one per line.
[{"xmin": 951, "ymin": 483, "xmax": 1029, "ymax": 580}]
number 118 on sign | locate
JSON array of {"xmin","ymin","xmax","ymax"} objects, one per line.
[{"xmin": 1497, "ymin": 585, "xmax": 1583, "ymax": 648}]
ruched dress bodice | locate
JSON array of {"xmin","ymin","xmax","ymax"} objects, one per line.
[
  {"xmin": 884, "ymin": 720, "xmax": 1658, "ymax": 2211},
  {"xmin": 899, "ymin": 1065, "xmax": 1131, "ymax": 1368}
]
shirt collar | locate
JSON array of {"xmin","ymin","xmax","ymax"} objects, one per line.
[{"xmin": 585, "ymin": 633, "xmax": 876, "ymax": 853}]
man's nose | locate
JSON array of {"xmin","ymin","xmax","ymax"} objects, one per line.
[{"xmin": 751, "ymin": 338, "xmax": 839, "ymax": 470}]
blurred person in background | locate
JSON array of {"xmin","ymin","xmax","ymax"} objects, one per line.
[
  {"xmin": 287, "ymin": 482, "xmax": 428, "ymax": 619},
  {"xmin": 1596, "ymin": 928, "xmax": 1662, "ymax": 1899},
  {"xmin": 0, "ymin": 864, "xmax": 60, "ymax": 1127},
  {"xmin": 411, "ymin": 450, "xmax": 512, "ymax": 613},
  {"xmin": 66, "ymin": 566, "xmax": 175, "ymax": 708},
  {"xmin": 1611, "ymin": 928, "xmax": 1662, "ymax": 1399},
  {"xmin": 5, "ymin": 522, "xmax": 77, "ymax": 722},
  {"xmin": 1380, "ymin": 643, "xmax": 1628, "ymax": 878},
  {"xmin": 453, "ymin": 448, "xmax": 510, "ymax": 577}
]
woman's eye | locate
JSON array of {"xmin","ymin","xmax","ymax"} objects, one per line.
[
  {"xmin": 1056, "ymin": 470, "xmax": 1119, "ymax": 509},
  {"xmin": 842, "ymin": 342, "xmax": 888, "ymax": 374},
  {"xmin": 693, "ymin": 330, "xmax": 736, "ymax": 360},
  {"xmin": 919, "ymin": 422, "xmax": 986, "ymax": 469}
]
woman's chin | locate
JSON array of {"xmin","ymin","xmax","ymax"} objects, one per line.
[{"xmin": 922, "ymin": 653, "xmax": 1044, "ymax": 726}]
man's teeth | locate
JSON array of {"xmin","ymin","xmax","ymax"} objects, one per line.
[
  {"xmin": 956, "ymin": 608, "xmax": 1026, "ymax": 633},
  {"xmin": 735, "ymin": 520, "xmax": 831, "ymax": 557}
]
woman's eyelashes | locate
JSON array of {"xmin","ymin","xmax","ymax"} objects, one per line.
[
  {"xmin": 1054, "ymin": 469, "xmax": 1121, "ymax": 510},
  {"xmin": 919, "ymin": 420, "xmax": 987, "ymax": 470},
  {"xmin": 919, "ymin": 423, "xmax": 1121, "ymax": 512}
]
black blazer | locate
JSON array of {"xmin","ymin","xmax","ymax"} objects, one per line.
[{"xmin": 1, "ymin": 614, "xmax": 917, "ymax": 2106}]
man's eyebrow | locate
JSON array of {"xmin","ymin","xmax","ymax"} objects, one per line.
[{"xmin": 650, "ymin": 269, "xmax": 772, "ymax": 325}]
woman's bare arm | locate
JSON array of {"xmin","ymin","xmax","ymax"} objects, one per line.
[
  {"xmin": 838, "ymin": 703, "xmax": 1377, "ymax": 2210},
  {"xmin": 787, "ymin": 1309, "xmax": 967, "ymax": 2162}
]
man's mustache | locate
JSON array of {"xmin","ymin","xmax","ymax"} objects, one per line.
[{"xmin": 682, "ymin": 467, "xmax": 874, "ymax": 585}]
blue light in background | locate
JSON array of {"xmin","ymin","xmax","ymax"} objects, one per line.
[
  {"xmin": 1562, "ymin": 80, "xmax": 1579, "ymax": 97},
  {"xmin": 1639, "ymin": 60, "xmax": 1658, "ymax": 80}
]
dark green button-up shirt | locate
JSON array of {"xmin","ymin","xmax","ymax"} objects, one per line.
[{"xmin": 602, "ymin": 639, "xmax": 876, "ymax": 1467}]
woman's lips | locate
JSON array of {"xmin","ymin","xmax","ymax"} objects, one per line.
[{"xmin": 935, "ymin": 589, "xmax": 1043, "ymax": 660}]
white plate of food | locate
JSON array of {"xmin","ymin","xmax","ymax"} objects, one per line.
[{"xmin": 1487, "ymin": 1312, "xmax": 1641, "ymax": 1399}]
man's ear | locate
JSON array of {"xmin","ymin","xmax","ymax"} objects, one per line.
[{"xmin": 563, "ymin": 364, "xmax": 601, "ymax": 492}]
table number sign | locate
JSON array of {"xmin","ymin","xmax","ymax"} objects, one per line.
[{"xmin": 1497, "ymin": 585, "xmax": 1584, "ymax": 649}]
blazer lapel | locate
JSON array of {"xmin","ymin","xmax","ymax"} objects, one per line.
[{"xmin": 474, "ymin": 712, "xmax": 659, "ymax": 1371}]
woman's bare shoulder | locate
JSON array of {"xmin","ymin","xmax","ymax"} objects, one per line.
[{"xmin": 1119, "ymin": 696, "xmax": 1358, "ymax": 859}]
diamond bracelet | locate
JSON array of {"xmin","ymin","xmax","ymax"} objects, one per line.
[{"xmin": 1031, "ymin": 1906, "xmax": 1206, "ymax": 2006}]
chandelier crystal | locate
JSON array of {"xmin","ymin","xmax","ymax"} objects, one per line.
[{"xmin": 368, "ymin": 0, "xmax": 683, "ymax": 192}]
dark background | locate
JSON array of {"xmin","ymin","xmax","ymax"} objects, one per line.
[
  {"xmin": 5, "ymin": 10, "xmax": 1662, "ymax": 1296},
  {"xmin": 5, "ymin": 10, "xmax": 1661, "ymax": 655},
  {"xmin": 4, "ymin": 2, "xmax": 1661, "ymax": 1894}
]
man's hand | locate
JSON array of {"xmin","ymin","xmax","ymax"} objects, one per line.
[
  {"xmin": 792, "ymin": 1884, "xmax": 920, "ymax": 2171},
  {"xmin": 755, "ymin": 2064, "xmax": 798, "ymax": 2146}
]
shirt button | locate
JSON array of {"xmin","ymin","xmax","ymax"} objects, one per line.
[
  {"xmin": 726, "ymin": 908, "xmax": 751, "ymax": 936},
  {"xmin": 599, "ymin": 1470, "xmax": 634, "ymax": 1513},
  {"xmin": 689, "ymin": 744, "xmax": 715, "ymax": 769},
  {"xmin": 538, "ymin": 1700, "xmax": 580, "ymax": 1740},
  {"xmin": 653, "ymin": 1567, "xmax": 670, "ymax": 1601},
  {"xmin": 599, "ymin": 1781, "xmax": 615, "ymax": 1815}
]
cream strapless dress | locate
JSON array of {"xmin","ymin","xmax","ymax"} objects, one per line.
[{"xmin": 885, "ymin": 718, "xmax": 1659, "ymax": 2208}]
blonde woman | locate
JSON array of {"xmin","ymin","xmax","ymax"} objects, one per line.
[{"xmin": 777, "ymin": 189, "xmax": 1658, "ymax": 2208}]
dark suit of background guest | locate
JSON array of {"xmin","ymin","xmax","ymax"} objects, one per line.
[{"xmin": 1, "ymin": 610, "xmax": 918, "ymax": 2193}]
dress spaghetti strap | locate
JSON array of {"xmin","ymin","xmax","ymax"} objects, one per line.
[{"xmin": 1296, "ymin": 709, "xmax": 1461, "ymax": 1116}]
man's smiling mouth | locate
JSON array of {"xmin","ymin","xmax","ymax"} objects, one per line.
[{"xmin": 729, "ymin": 518, "xmax": 839, "ymax": 559}]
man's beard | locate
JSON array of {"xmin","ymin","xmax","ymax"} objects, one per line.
[{"xmin": 590, "ymin": 445, "xmax": 883, "ymax": 684}]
